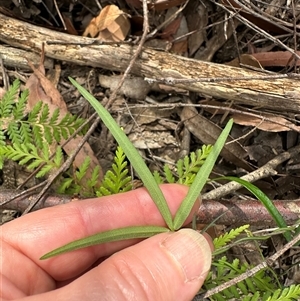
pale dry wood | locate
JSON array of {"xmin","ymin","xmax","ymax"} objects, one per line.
[
  {"xmin": 0, "ymin": 45, "xmax": 54, "ymax": 70},
  {"xmin": 1, "ymin": 12, "xmax": 300, "ymax": 112}
]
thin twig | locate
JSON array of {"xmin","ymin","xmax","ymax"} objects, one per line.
[{"xmin": 202, "ymin": 144, "xmax": 300, "ymax": 200}]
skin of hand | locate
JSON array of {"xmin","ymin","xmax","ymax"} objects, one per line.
[{"xmin": 1, "ymin": 184, "xmax": 213, "ymax": 301}]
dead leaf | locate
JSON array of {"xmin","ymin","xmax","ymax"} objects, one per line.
[
  {"xmin": 226, "ymin": 54, "xmax": 263, "ymax": 69},
  {"xmin": 161, "ymin": 17, "xmax": 182, "ymax": 39},
  {"xmin": 186, "ymin": 1, "xmax": 209, "ymax": 56},
  {"xmin": 251, "ymin": 51, "xmax": 300, "ymax": 67},
  {"xmin": 25, "ymin": 45, "xmax": 103, "ymax": 186},
  {"xmin": 83, "ymin": 5, "xmax": 130, "ymax": 42},
  {"xmin": 232, "ymin": 114, "xmax": 300, "ymax": 132},
  {"xmin": 162, "ymin": 8, "xmax": 188, "ymax": 54},
  {"xmin": 62, "ymin": 13, "xmax": 78, "ymax": 35},
  {"xmin": 181, "ymin": 106, "xmax": 253, "ymax": 171}
]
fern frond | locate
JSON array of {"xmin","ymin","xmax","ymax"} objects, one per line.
[
  {"xmin": 0, "ymin": 123, "xmax": 5, "ymax": 147},
  {"xmin": 28, "ymin": 101, "xmax": 42, "ymax": 123},
  {"xmin": 26, "ymin": 101, "xmax": 86, "ymax": 147},
  {"xmin": 153, "ymin": 170, "xmax": 163, "ymax": 184},
  {"xmin": 265, "ymin": 284, "xmax": 300, "ymax": 301},
  {"xmin": 87, "ymin": 165, "xmax": 101, "ymax": 189},
  {"xmin": 0, "ymin": 79, "xmax": 19, "ymax": 118},
  {"xmin": 203, "ymin": 256, "xmax": 277, "ymax": 301},
  {"xmin": 19, "ymin": 122, "xmax": 32, "ymax": 144},
  {"xmin": 0, "ymin": 80, "xmax": 98, "ymax": 195},
  {"xmin": 13, "ymin": 89, "xmax": 28, "ymax": 120},
  {"xmin": 56, "ymin": 157, "xmax": 101, "ymax": 197},
  {"xmin": 96, "ymin": 146, "xmax": 132, "ymax": 196},
  {"xmin": 177, "ymin": 145, "xmax": 213, "ymax": 185},
  {"xmin": 7, "ymin": 122, "xmax": 22, "ymax": 145},
  {"xmin": 213, "ymin": 225, "xmax": 250, "ymax": 249},
  {"xmin": 76, "ymin": 157, "xmax": 91, "ymax": 181},
  {"xmin": 158, "ymin": 145, "xmax": 213, "ymax": 185},
  {"xmin": 39, "ymin": 103, "xmax": 50, "ymax": 124},
  {"xmin": 57, "ymin": 178, "xmax": 75, "ymax": 194},
  {"xmin": 164, "ymin": 165, "xmax": 175, "ymax": 183},
  {"xmin": 0, "ymin": 143, "xmax": 60, "ymax": 176}
]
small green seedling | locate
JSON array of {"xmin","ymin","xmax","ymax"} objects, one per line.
[{"xmin": 40, "ymin": 78, "xmax": 233, "ymax": 260}]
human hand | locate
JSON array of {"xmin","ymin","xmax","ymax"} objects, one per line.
[{"xmin": 1, "ymin": 184, "xmax": 212, "ymax": 301}]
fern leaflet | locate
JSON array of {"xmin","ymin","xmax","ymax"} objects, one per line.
[
  {"xmin": 96, "ymin": 146, "xmax": 132, "ymax": 196},
  {"xmin": 213, "ymin": 225, "xmax": 250, "ymax": 249}
]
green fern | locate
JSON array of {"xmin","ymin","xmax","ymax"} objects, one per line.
[
  {"xmin": 0, "ymin": 82, "xmax": 87, "ymax": 148},
  {"xmin": 0, "ymin": 143, "xmax": 63, "ymax": 177},
  {"xmin": 96, "ymin": 146, "xmax": 132, "ymax": 196},
  {"xmin": 0, "ymin": 79, "xmax": 19, "ymax": 119},
  {"xmin": 155, "ymin": 145, "xmax": 213, "ymax": 185},
  {"xmin": 203, "ymin": 256, "xmax": 277, "ymax": 301},
  {"xmin": 239, "ymin": 285, "xmax": 300, "ymax": 301},
  {"xmin": 57, "ymin": 157, "xmax": 101, "ymax": 197},
  {"xmin": 213, "ymin": 225, "xmax": 250, "ymax": 249},
  {"xmin": 0, "ymin": 79, "xmax": 90, "ymax": 193},
  {"xmin": 265, "ymin": 285, "xmax": 300, "ymax": 301}
]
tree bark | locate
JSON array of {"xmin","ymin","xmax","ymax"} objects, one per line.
[{"xmin": 1, "ymin": 12, "xmax": 300, "ymax": 112}]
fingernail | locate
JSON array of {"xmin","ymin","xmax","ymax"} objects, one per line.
[{"xmin": 161, "ymin": 228, "xmax": 212, "ymax": 282}]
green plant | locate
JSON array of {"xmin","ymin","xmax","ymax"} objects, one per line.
[
  {"xmin": 4, "ymin": 79, "xmax": 297, "ymax": 300},
  {"xmin": 96, "ymin": 146, "xmax": 132, "ymax": 196},
  {"xmin": 153, "ymin": 145, "xmax": 213, "ymax": 185},
  {"xmin": 220, "ymin": 177, "xmax": 291, "ymax": 242},
  {"xmin": 40, "ymin": 78, "xmax": 233, "ymax": 259},
  {"xmin": 39, "ymin": 79, "xmax": 300, "ymax": 300},
  {"xmin": 0, "ymin": 80, "xmax": 89, "ymax": 183},
  {"xmin": 200, "ymin": 225, "xmax": 300, "ymax": 301}
]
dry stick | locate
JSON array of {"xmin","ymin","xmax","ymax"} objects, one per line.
[
  {"xmin": 53, "ymin": 0, "xmax": 66, "ymax": 30},
  {"xmin": 196, "ymin": 230, "xmax": 300, "ymax": 300},
  {"xmin": 21, "ymin": 0, "xmax": 150, "ymax": 214},
  {"xmin": 145, "ymin": 73, "xmax": 300, "ymax": 84},
  {"xmin": 2, "ymin": 13, "xmax": 300, "ymax": 112},
  {"xmin": 202, "ymin": 144, "xmax": 300, "ymax": 200}
]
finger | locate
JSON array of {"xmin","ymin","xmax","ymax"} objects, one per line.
[
  {"xmin": 24, "ymin": 229, "xmax": 212, "ymax": 301},
  {"xmin": 2, "ymin": 184, "xmax": 200, "ymax": 280}
]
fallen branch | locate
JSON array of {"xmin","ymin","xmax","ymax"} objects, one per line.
[
  {"xmin": 1, "ymin": 13, "xmax": 300, "ymax": 112},
  {"xmin": 0, "ymin": 190, "xmax": 299, "ymax": 226}
]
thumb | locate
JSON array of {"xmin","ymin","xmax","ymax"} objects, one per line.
[{"xmin": 60, "ymin": 229, "xmax": 212, "ymax": 301}]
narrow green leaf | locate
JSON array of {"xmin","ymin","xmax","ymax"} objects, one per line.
[
  {"xmin": 41, "ymin": 225, "xmax": 169, "ymax": 259},
  {"xmin": 173, "ymin": 119, "xmax": 233, "ymax": 230},
  {"xmin": 220, "ymin": 176, "xmax": 291, "ymax": 241},
  {"xmin": 69, "ymin": 77, "xmax": 174, "ymax": 230}
]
